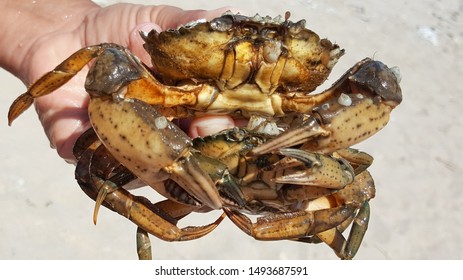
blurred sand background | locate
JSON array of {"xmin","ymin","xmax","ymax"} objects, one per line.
[{"xmin": 1, "ymin": 0, "xmax": 462, "ymax": 259}]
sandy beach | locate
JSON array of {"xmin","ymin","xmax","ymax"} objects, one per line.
[{"xmin": 0, "ymin": 0, "xmax": 462, "ymax": 259}]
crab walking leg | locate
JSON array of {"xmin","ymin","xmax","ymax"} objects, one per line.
[
  {"xmin": 136, "ymin": 228, "xmax": 152, "ymax": 260},
  {"xmin": 7, "ymin": 44, "xmax": 117, "ymax": 125},
  {"xmin": 74, "ymin": 131, "xmax": 133, "ymax": 224},
  {"xmin": 304, "ymin": 201, "xmax": 370, "ymax": 259},
  {"xmin": 76, "ymin": 131, "xmax": 139, "ymax": 224},
  {"xmin": 303, "ymin": 171, "xmax": 374, "ymax": 259},
  {"xmin": 224, "ymin": 205, "xmax": 355, "ymax": 241},
  {"xmin": 342, "ymin": 201, "xmax": 370, "ymax": 259},
  {"xmin": 91, "ymin": 176, "xmax": 226, "ymax": 241},
  {"xmin": 7, "ymin": 43, "xmax": 217, "ymax": 125},
  {"xmin": 136, "ymin": 199, "xmax": 213, "ymax": 260},
  {"xmin": 75, "ymin": 139, "xmax": 226, "ymax": 243},
  {"xmin": 74, "ymin": 128, "xmax": 143, "ymax": 224}
]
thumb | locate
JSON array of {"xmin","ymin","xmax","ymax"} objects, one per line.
[{"xmin": 188, "ymin": 115, "xmax": 236, "ymax": 138}]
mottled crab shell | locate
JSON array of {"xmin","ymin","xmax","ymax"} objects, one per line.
[{"xmin": 143, "ymin": 12, "xmax": 344, "ymax": 93}]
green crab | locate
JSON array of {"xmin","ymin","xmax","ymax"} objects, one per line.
[{"xmin": 8, "ymin": 12, "xmax": 402, "ymax": 259}]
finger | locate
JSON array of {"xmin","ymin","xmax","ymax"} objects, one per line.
[
  {"xmin": 188, "ymin": 115, "xmax": 236, "ymax": 138},
  {"xmin": 35, "ymin": 86, "xmax": 91, "ymax": 163},
  {"xmin": 153, "ymin": 6, "xmax": 240, "ymax": 29},
  {"xmin": 129, "ymin": 23, "xmax": 162, "ymax": 66}
]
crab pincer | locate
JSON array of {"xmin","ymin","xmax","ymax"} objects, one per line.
[
  {"xmin": 251, "ymin": 58, "xmax": 402, "ymax": 156},
  {"xmin": 8, "ymin": 43, "xmax": 235, "ymax": 247},
  {"xmin": 74, "ymin": 130, "xmax": 227, "ymax": 242}
]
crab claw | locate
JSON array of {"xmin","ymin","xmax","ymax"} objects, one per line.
[
  {"xmin": 333, "ymin": 148, "xmax": 374, "ymax": 175},
  {"xmin": 298, "ymin": 58, "xmax": 403, "ymax": 154},
  {"xmin": 88, "ymin": 97, "xmax": 223, "ymax": 209},
  {"xmin": 274, "ymin": 148, "xmax": 355, "ymax": 189}
]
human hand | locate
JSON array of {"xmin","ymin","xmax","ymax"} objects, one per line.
[{"xmin": 6, "ymin": 1, "xmax": 236, "ymax": 162}]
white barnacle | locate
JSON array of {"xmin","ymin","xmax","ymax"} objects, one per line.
[
  {"xmin": 338, "ymin": 93, "xmax": 352, "ymax": 106},
  {"xmin": 114, "ymin": 87, "xmax": 128, "ymax": 101},
  {"xmin": 154, "ymin": 116, "xmax": 168, "ymax": 130},
  {"xmin": 210, "ymin": 16, "xmax": 232, "ymax": 32},
  {"xmin": 262, "ymin": 15, "xmax": 272, "ymax": 24},
  {"xmin": 390, "ymin": 66, "xmax": 402, "ymax": 84},
  {"xmin": 272, "ymin": 15, "xmax": 283, "ymax": 24},
  {"xmin": 251, "ymin": 13, "xmax": 263, "ymax": 22},
  {"xmin": 321, "ymin": 103, "xmax": 330, "ymax": 110},
  {"xmin": 356, "ymin": 93, "xmax": 364, "ymax": 99},
  {"xmin": 327, "ymin": 48, "xmax": 343, "ymax": 69},
  {"xmin": 247, "ymin": 116, "xmax": 280, "ymax": 135},
  {"xmin": 330, "ymin": 48, "xmax": 340, "ymax": 56},
  {"xmin": 263, "ymin": 40, "xmax": 282, "ymax": 63},
  {"xmin": 253, "ymin": 122, "xmax": 280, "ymax": 135},
  {"xmin": 247, "ymin": 116, "xmax": 266, "ymax": 130}
]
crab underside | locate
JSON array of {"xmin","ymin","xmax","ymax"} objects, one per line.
[{"xmin": 8, "ymin": 11, "xmax": 402, "ymax": 260}]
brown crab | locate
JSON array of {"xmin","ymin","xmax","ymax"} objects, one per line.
[{"xmin": 8, "ymin": 12, "xmax": 402, "ymax": 259}]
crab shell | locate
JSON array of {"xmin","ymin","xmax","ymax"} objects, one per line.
[{"xmin": 143, "ymin": 12, "xmax": 344, "ymax": 93}]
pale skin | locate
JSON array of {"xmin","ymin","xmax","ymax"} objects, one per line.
[{"xmin": 0, "ymin": 0, "xmax": 238, "ymax": 162}]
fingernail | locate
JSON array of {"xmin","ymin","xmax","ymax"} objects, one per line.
[{"xmin": 189, "ymin": 116, "xmax": 235, "ymax": 137}]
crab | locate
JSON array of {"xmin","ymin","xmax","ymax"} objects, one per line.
[{"xmin": 8, "ymin": 12, "xmax": 402, "ymax": 259}]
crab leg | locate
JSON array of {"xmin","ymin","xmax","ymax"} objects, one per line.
[
  {"xmin": 74, "ymin": 129, "xmax": 138, "ymax": 224},
  {"xmin": 7, "ymin": 43, "xmax": 217, "ymax": 125},
  {"xmin": 7, "ymin": 44, "xmax": 112, "ymax": 125},
  {"xmin": 342, "ymin": 201, "xmax": 370, "ymax": 259},
  {"xmin": 75, "ymin": 135, "xmax": 226, "ymax": 244},
  {"xmin": 297, "ymin": 170, "xmax": 375, "ymax": 258},
  {"xmin": 136, "ymin": 227, "xmax": 152, "ymax": 260},
  {"xmin": 298, "ymin": 201, "xmax": 370, "ymax": 260},
  {"xmin": 224, "ymin": 204, "xmax": 355, "ymax": 241},
  {"xmin": 136, "ymin": 199, "xmax": 214, "ymax": 260}
]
